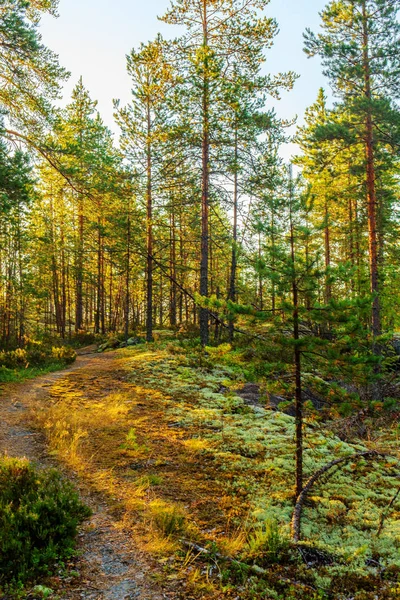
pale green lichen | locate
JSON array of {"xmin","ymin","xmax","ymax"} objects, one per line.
[{"xmin": 126, "ymin": 346, "xmax": 400, "ymax": 576}]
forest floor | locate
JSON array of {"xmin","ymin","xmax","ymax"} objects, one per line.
[
  {"xmin": 0, "ymin": 349, "xmax": 170, "ymax": 600},
  {"xmin": 0, "ymin": 342, "xmax": 399, "ymax": 600}
]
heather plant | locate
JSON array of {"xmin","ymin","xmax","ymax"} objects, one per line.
[{"xmin": 0, "ymin": 458, "xmax": 91, "ymax": 587}]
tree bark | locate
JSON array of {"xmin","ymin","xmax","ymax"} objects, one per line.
[
  {"xmin": 362, "ymin": 1, "xmax": 381, "ymax": 338},
  {"xmin": 228, "ymin": 124, "xmax": 238, "ymax": 342},
  {"xmin": 199, "ymin": 0, "xmax": 210, "ymax": 346},
  {"xmin": 146, "ymin": 101, "xmax": 154, "ymax": 342},
  {"xmin": 291, "ymin": 451, "xmax": 381, "ymax": 543},
  {"xmin": 324, "ymin": 197, "xmax": 331, "ymax": 304},
  {"xmin": 125, "ymin": 202, "xmax": 131, "ymax": 342},
  {"xmin": 75, "ymin": 195, "xmax": 84, "ymax": 332},
  {"xmin": 289, "ymin": 167, "xmax": 303, "ymax": 499},
  {"xmin": 169, "ymin": 207, "xmax": 177, "ymax": 327}
]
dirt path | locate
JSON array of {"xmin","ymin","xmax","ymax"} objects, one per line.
[{"xmin": 0, "ymin": 351, "xmax": 166, "ymax": 600}]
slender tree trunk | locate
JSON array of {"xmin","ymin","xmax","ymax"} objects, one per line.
[
  {"xmin": 200, "ymin": 0, "xmax": 210, "ymax": 346},
  {"xmin": 159, "ymin": 271, "xmax": 163, "ymax": 326},
  {"xmin": 169, "ymin": 208, "xmax": 177, "ymax": 328},
  {"xmin": 16, "ymin": 204, "xmax": 25, "ymax": 346},
  {"xmin": 377, "ymin": 183, "xmax": 385, "ymax": 314},
  {"xmin": 109, "ymin": 258, "xmax": 113, "ymax": 332},
  {"xmin": 100, "ymin": 226, "xmax": 105, "ymax": 334},
  {"xmin": 75, "ymin": 194, "xmax": 84, "ymax": 332},
  {"xmin": 289, "ymin": 167, "xmax": 303, "ymax": 499},
  {"xmin": 362, "ymin": 2, "xmax": 381, "ymax": 338},
  {"xmin": 125, "ymin": 203, "xmax": 131, "ymax": 342},
  {"xmin": 95, "ymin": 219, "xmax": 101, "ymax": 334},
  {"xmin": 179, "ymin": 202, "xmax": 184, "ymax": 326},
  {"xmin": 324, "ymin": 196, "xmax": 331, "ymax": 304},
  {"xmin": 67, "ymin": 260, "xmax": 72, "ymax": 339},
  {"xmin": 60, "ymin": 212, "xmax": 66, "ymax": 338},
  {"xmin": 228, "ymin": 125, "xmax": 238, "ymax": 342},
  {"xmin": 348, "ymin": 188, "xmax": 355, "ymax": 298},
  {"xmin": 146, "ymin": 102, "xmax": 154, "ymax": 342},
  {"xmin": 271, "ymin": 215, "xmax": 275, "ymax": 313}
]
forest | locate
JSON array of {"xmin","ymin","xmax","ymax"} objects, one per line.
[{"xmin": 0, "ymin": 0, "xmax": 399, "ymax": 599}]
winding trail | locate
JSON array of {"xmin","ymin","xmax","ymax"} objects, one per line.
[{"xmin": 0, "ymin": 349, "xmax": 166, "ymax": 600}]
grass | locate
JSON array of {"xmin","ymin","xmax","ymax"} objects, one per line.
[
  {"xmin": 0, "ymin": 361, "xmax": 70, "ymax": 384},
  {"xmin": 25, "ymin": 341, "xmax": 400, "ymax": 599}
]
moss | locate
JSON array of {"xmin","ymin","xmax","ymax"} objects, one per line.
[
  {"xmin": 123, "ymin": 346, "xmax": 400, "ymax": 582},
  {"xmin": 35, "ymin": 342, "xmax": 400, "ymax": 598}
]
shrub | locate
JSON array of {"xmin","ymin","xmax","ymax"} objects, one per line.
[
  {"xmin": 51, "ymin": 346, "xmax": 77, "ymax": 365},
  {"xmin": 152, "ymin": 504, "xmax": 186, "ymax": 536},
  {"xmin": 0, "ymin": 348, "xmax": 28, "ymax": 369},
  {"xmin": 0, "ymin": 342, "xmax": 76, "ymax": 376},
  {"xmin": 0, "ymin": 457, "xmax": 91, "ymax": 586},
  {"xmin": 70, "ymin": 330, "xmax": 98, "ymax": 347},
  {"xmin": 245, "ymin": 519, "xmax": 289, "ymax": 565},
  {"xmin": 26, "ymin": 347, "xmax": 48, "ymax": 367}
]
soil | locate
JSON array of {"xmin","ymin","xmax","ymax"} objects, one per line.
[{"xmin": 0, "ymin": 350, "xmax": 166, "ymax": 600}]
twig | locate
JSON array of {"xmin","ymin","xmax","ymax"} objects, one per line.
[
  {"xmin": 377, "ymin": 485, "xmax": 400, "ymax": 537},
  {"xmin": 180, "ymin": 539, "xmax": 318, "ymax": 593},
  {"xmin": 291, "ymin": 451, "xmax": 385, "ymax": 543}
]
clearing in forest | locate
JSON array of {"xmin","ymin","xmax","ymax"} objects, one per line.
[{"xmin": 0, "ymin": 343, "xmax": 399, "ymax": 599}]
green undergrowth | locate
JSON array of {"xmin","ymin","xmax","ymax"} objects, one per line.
[
  {"xmin": 0, "ymin": 340, "xmax": 76, "ymax": 383},
  {"xmin": 0, "ymin": 457, "xmax": 90, "ymax": 595},
  {"xmin": 123, "ymin": 340, "xmax": 400, "ymax": 598},
  {"xmin": 0, "ymin": 361, "xmax": 72, "ymax": 384}
]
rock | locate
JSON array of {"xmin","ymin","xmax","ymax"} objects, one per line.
[
  {"xmin": 127, "ymin": 337, "xmax": 145, "ymax": 346},
  {"xmin": 268, "ymin": 394, "xmax": 287, "ymax": 409},
  {"xmin": 98, "ymin": 339, "xmax": 120, "ymax": 352},
  {"xmin": 392, "ymin": 336, "xmax": 400, "ymax": 355},
  {"xmin": 298, "ymin": 545, "xmax": 336, "ymax": 566},
  {"xmin": 283, "ymin": 404, "xmax": 296, "ymax": 417},
  {"xmin": 236, "ymin": 383, "xmax": 262, "ymax": 406}
]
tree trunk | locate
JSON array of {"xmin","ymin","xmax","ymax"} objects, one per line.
[
  {"xmin": 199, "ymin": 0, "xmax": 210, "ymax": 346},
  {"xmin": 362, "ymin": 1, "xmax": 381, "ymax": 338},
  {"xmin": 146, "ymin": 101, "xmax": 154, "ymax": 343},
  {"xmin": 228, "ymin": 125, "xmax": 238, "ymax": 342},
  {"xmin": 125, "ymin": 204, "xmax": 131, "ymax": 342},
  {"xmin": 324, "ymin": 196, "xmax": 331, "ymax": 304},
  {"xmin": 75, "ymin": 195, "xmax": 84, "ymax": 332},
  {"xmin": 169, "ymin": 208, "xmax": 177, "ymax": 327},
  {"xmin": 289, "ymin": 167, "xmax": 303, "ymax": 499}
]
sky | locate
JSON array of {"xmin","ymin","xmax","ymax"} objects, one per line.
[{"xmin": 40, "ymin": 0, "xmax": 331, "ymax": 157}]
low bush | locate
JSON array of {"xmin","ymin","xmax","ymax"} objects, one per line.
[
  {"xmin": 0, "ymin": 341, "xmax": 77, "ymax": 377},
  {"xmin": 244, "ymin": 520, "xmax": 290, "ymax": 565},
  {"xmin": 0, "ymin": 348, "xmax": 30, "ymax": 369},
  {"xmin": 51, "ymin": 345, "xmax": 76, "ymax": 364},
  {"xmin": 152, "ymin": 503, "xmax": 186, "ymax": 537},
  {"xmin": 0, "ymin": 457, "xmax": 91, "ymax": 587},
  {"xmin": 69, "ymin": 330, "xmax": 99, "ymax": 348}
]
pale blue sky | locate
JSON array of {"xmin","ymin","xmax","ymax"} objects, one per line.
[{"xmin": 40, "ymin": 0, "xmax": 330, "ymax": 155}]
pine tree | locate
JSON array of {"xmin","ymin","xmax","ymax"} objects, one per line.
[
  {"xmin": 304, "ymin": 0, "xmax": 400, "ymax": 337},
  {"xmin": 0, "ymin": 0, "xmax": 68, "ymax": 138},
  {"xmin": 219, "ymin": 165, "xmax": 377, "ymax": 496},
  {"xmin": 0, "ymin": 125, "xmax": 34, "ymax": 348},
  {"xmin": 35, "ymin": 81, "xmax": 123, "ymax": 336},
  {"xmin": 115, "ymin": 36, "xmax": 175, "ymax": 342},
  {"xmin": 161, "ymin": 0, "xmax": 287, "ymax": 346}
]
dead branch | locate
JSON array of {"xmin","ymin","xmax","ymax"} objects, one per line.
[
  {"xmin": 180, "ymin": 539, "xmax": 318, "ymax": 593},
  {"xmin": 291, "ymin": 450, "xmax": 383, "ymax": 543},
  {"xmin": 377, "ymin": 484, "xmax": 400, "ymax": 537}
]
